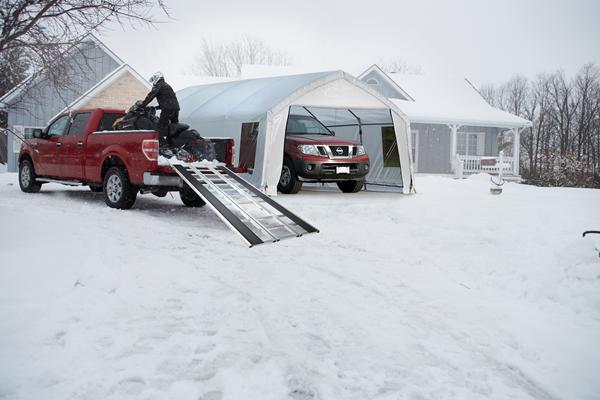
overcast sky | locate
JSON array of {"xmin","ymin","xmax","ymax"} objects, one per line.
[{"xmin": 100, "ymin": 0, "xmax": 600, "ymax": 87}]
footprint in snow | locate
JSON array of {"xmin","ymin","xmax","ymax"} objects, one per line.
[
  {"xmin": 199, "ymin": 390, "xmax": 223, "ymax": 400},
  {"xmin": 111, "ymin": 377, "xmax": 146, "ymax": 396}
]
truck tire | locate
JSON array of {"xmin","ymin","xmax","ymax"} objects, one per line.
[
  {"xmin": 337, "ymin": 179, "xmax": 364, "ymax": 193},
  {"xmin": 180, "ymin": 185, "xmax": 206, "ymax": 207},
  {"xmin": 103, "ymin": 166, "xmax": 137, "ymax": 209},
  {"xmin": 19, "ymin": 159, "xmax": 42, "ymax": 193},
  {"xmin": 278, "ymin": 157, "xmax": 303, "ymax": 194}
]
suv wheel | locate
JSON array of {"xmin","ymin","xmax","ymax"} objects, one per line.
[
  {"xmin": 103, "ymin": 166, "xmax": 137, "ymax": 209},
  {"xmin": 19, "ymin": 159, "xmax": 42, "ymax": 193},
  {"xmin": 337, "ymin": 179, "xmax": 364, "ymax": 193},
  {"xmin": 180, "ymin": 185, "xmax": 206, "ymax": 207},
  {"xmin": 278, "ymin": 158, "xmax": 303, "ymax": 194}
]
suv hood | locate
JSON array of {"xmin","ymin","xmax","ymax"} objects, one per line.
[{"xmin": 286, "ymin": 134, "xmax": 361, "ymax": 146}]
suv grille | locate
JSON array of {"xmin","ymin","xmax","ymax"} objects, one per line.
[{"xmin": 328, "ymin": 145, "xmax": 349, "ymax": 157}]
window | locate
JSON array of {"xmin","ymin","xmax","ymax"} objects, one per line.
[
  {"xmin": 67, "ymin": 112, "xmax": 91, "ymax": 136},
  {"xmin": 381, "ymin": 126, "xmax": 400, "ymax": 167},
  {"xmin": 411, "ymin": 129, "xmax": 418, "ymax": 169},
  {"xmin": 457, "ymin": 132, "xmax": 485, "ymax": 156},
  {"xmin": 47, "ymin": 115, "xmax": 70, "ymax": 137},
  {"xmin": 11, "ymin": 126, "xmax": 44, "ymax": 151},
  {"xmin": 366, "ymin": 78, "xmax": 379, "ymax": 86},
  {"xmin": 98, "ymin": 112, "xmax": 125, "ymax": 131},
  {"xmin": 285, "ymin": 115, "xmax": 332, "ymax": 136},
  {"xmin": 239, "ymin": 122, "xmax": 259, "ymax": 170},
  {"xmin": 22, "ymin": 127, "xmax": 44, "ymax": 139}
]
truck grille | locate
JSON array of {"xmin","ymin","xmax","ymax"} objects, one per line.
[{"xmin": 327, "ymin": 145, "xmax": 349, "ymax": 158}]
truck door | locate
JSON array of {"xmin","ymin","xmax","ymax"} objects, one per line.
[
  {"xmin": 36, "ymin": 115, "xmax": 70, "ymax": 177},
  {"xmin": 60, "ymin": 112, "xmax": 91, "ymax": 180}
]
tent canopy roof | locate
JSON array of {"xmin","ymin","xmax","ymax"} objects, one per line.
[
  {"xmin": 177, "ymin": 71, "xmax": 405, "ymax": 125},
  {"xmin": 178, "ymin": 71, "xmax": 336, "ymax": 123}
]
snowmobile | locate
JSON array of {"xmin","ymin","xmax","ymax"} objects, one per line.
[{"xmin": 114, "ymin": 101, "xmax": 216, "ymax": 162}]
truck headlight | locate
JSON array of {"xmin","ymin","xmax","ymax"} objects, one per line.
[
  {"xmin": 298, "ymin": 144, "xmax": 321, "ymax": 156},
  {"xmin": 356, "ymin": 145, "xmax": 366, "ymax": 156}
]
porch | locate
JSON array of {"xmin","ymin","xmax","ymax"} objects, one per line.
[
  {"xmin": 455, "ymin": 153, "xmax": 519, "ymax": 178},
  {"xmin": 447, "ymin": 124, "xmax": 522, "ymax": 179}
]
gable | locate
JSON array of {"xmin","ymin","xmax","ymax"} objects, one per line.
[
  {"xmin": 80, "ymin": 70, "xmax": 149, "ymax": 110},
  {"xmin": 359, "ymin": 67, "xmax": 410, "ymax": 101},
  {"xmin": 4, "ymin": 39, "xmax": 121, "ymax": 127}
]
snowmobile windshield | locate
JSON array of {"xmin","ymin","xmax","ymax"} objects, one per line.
[{"xmin": 285, "ymin": 115, "xmax": 333, "ymax": 136}]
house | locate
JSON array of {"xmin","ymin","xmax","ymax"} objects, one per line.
[
  {"xmin": 0, "ymin": 35, "xmax": 150, "ymax": 172},
  {"xmin": 359, "ymin": 65, "xmax": 531, "ymax": 177}
]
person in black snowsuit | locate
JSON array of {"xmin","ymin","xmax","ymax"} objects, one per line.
[{"xmin": 141, "ymin": 72, "xmax": 180, "ymax": 147}]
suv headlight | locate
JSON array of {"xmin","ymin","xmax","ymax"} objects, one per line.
[
  {"xmin": 356, "ymin": 145, "xmax": 366, "ymax": 156},
  {"xmin": 298, "ymin": 144, "xmax": 321, "ymax": 156}
]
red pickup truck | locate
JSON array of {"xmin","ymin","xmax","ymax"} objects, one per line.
[{"xmin": 17, "ymin": 108, "xmax": 233, "ymax": 209}]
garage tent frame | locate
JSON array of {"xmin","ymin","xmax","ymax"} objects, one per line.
[{"xmin": 177, "ymin": 71, "xmax": 414, "ymax": 195}]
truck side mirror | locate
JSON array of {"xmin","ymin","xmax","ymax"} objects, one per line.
[{"xmin": 33, "ymin": 129, "xmax": 44, "ymax": 139}]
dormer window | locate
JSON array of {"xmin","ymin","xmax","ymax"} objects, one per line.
[{"xmin": 366, "ymin": 78, "xmax": 379, "ymax": 86}]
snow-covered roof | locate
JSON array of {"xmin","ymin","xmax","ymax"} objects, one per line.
[{"xmin": 359, "ymin": 65, "xmax": 532, "ymax": 129}]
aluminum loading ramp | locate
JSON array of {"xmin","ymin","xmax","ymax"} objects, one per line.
[{"xmin": 170, "ymin": 161, "xmax": 319, "ymax": 247}]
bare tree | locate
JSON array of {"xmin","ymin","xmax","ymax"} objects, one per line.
[
  {"xmin": 0, "ymin": 47, "xmax": 29, "ymax": 97},
  {"xmin": 193, "ymin": 35, "xmax": 292, "ymax": 78},
  {"xmin": 0, "ymin": 0, "xmax": 169, "ymax": 101},
  {"xmin": 487, "ymin": 63, "xmax": 600, "ymax": 187}
]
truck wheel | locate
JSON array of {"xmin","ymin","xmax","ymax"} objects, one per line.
[
  {"xmin": 103, "ymin": 166, "xmax": 137, "ymax": 209},
  {"xmin": 337, "ymin": 179, "xmax": 364, "ymax": 193},
  {"xmin": 278, "ymin": 157, "xmax": 302, "ymax": 194},
  {"xmin": 19, "ymin": 159, "xmax": 42, "ymax": 193}
]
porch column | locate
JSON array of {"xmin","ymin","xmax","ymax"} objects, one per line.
[
  {"xmin": 448, "ymin": 124, "xmax": 461, "ymax": 172},
  {"xmin": 513, "ymin": 128, "xmax": 521, "ymax": 176}
]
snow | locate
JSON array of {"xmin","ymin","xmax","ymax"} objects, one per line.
[
  {"xmin": 1, "ymin": 173, "xmax": 599, "ymax": 400},
  {"xmin": 387, "ymin": 73, "xmax": 531, "ymax": 129},
  {"xmin": 0, "ymin": 163, "xmax": 6, "ymax": 173}
]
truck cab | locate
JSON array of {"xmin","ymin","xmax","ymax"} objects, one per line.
[{"xmin": 279, "ymin": 114, "xmax": 370, "ymax": 194}]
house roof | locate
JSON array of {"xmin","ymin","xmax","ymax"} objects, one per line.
[
  {"xmin": 359, "ymin": 65, "xmax": 532, "ymax": 129},
  {"xmin": 49, "ymin": 63, "xmax": 150, "ymax": 121},
  {"xmin": 0, "ymin": 34, "xmax": 123, "ymax": 108}
]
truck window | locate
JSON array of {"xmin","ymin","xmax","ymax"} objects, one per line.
[
  {"xmin": 47, "ymin": 115, "xmax": 70, "ymax": 137},
  {"xmin": 285, "ymin": 115, "xmax": 332, "ymax": 136},
  {"xmin": 67, "ymin": 112, "xmax": 92, "ymax": 136},
  {"xmin": 98, "ymin": 112, "xmax": 125, "ymax": 131}
]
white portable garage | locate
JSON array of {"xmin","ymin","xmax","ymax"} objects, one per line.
[{"xmin": 177, "ymin": 71, "xmax": 414, "ymax": 195}]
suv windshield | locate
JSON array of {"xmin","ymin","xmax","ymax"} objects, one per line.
[{"xmin": 285, "ymin": 115, "xmax": 333, "ymax": 136}]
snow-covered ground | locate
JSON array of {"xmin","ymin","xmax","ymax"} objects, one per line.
[{"xmin": 1, "ymin": 173, "xmax": 599, "ymax": 400}]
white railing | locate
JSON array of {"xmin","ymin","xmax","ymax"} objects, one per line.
[{"xmin": 456, "ymin": 154, "xmax": 517, "ymax": 176}]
